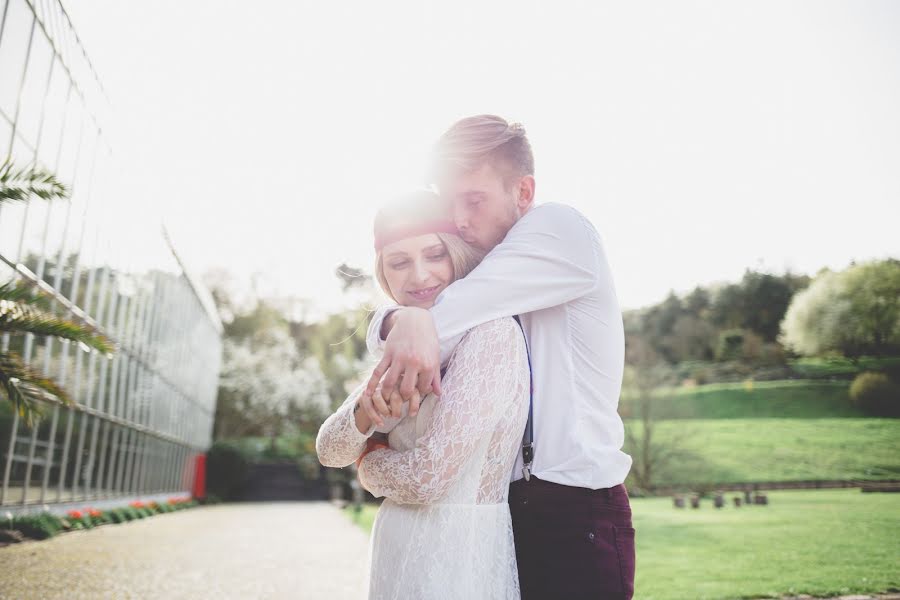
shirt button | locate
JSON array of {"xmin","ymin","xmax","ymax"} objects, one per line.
[
  {"xmin": 521, "ymin": 498, "xmax": 529, "ymax": 506},
  {"xmin": 586, "ymin": 531, "xmax": 595, "ymax": 541}
]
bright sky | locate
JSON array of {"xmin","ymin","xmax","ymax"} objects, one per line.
[{"xmin": 68, "ymin": 1, "xmax": 900, "ymax": 317}]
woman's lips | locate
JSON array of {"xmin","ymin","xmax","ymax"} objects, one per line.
[{"xmin": 407, "ymin": 285, "xmax": 442, "ymax": 302}]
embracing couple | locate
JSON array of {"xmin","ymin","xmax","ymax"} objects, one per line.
[{"xmin": 316, "ymin": 115, "xmax": 635, "ymax": 600}]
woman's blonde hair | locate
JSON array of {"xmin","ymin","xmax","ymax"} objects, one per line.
[{"xmin": 373, "ymin": 191, "xmax": 485, "ymax": 303}]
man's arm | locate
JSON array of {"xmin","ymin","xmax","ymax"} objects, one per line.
[{"xmin": 365, "ymin": 203, "xmax": 602, "ymax": 403}]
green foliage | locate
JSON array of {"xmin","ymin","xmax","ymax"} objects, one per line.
[
  {"xmin": 789, "ymin": 355, "xmax": 900, "ymax": 379},
  {"xmin": 8, "ymin": 513, "xmax": 63, "ymax": 539},
  {"xmin": 0, "ymin": 250, "xmax": 114, "ymax": 427},
  {"xmin": 849, "ymin": 372, "xmax": 900, "ymax": 417},
  {"xmin": 0, "ymin": 159, "xmax": 69, "ymax": 204},
  {"xmin": 206, "ymin": 440, "xmax": 250, "ymax": 500},
  {"xmin": 781, "ymin": 259, "xmax": 900, "ymax": 359},
  {"xmin": 710, "ymin": 270, "xmax": 810, "ymax": 342},
  {"xmin": 630, "ymin": 269, "xmax": 809, "ymax": 369}
]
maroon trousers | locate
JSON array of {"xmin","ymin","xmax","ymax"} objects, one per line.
[{"xmin": 508, "ymin": 477, "xmax": 636, "ymax": 600}]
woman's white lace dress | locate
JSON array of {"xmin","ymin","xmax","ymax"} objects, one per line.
[{"xmin": 316, "ymin": 317, "xmax": 530, "ymax": 600}]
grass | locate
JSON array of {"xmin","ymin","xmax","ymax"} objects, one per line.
[
  {"xmin": 621, "ymin": 380, "xmax": 859, "ymax": 419},
  {"xmin": 348, "ymin": 490, "xmax": 900, "ymax": 600},
  {"xmin": 625, "ymin": 418, "xmax": 900, "ymax": 486},
  {"xmin": 347, "ymin": 503, "xmax": 378, "ymax": 532},
  {"xmin": 633, "ymin": 489, "xmax": 900, "ymax": 599}
]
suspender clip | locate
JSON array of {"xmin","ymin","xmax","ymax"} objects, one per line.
[{"xmin": 522, "ymin": 441, "xmax": 534, "ymax": 482}]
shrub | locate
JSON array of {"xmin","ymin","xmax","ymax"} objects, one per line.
[
  {"xmin": 11, "ymin": 513, "xmax": 63, "ymax": 539},
  {"xmin": 849, "ymin": 372, "xmax": 900, "ymax": 417},
  {"xmin": 206, "ymin": 440, "xmax": 250, "ymax": 500}
]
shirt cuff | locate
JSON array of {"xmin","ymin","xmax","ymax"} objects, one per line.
[{"xmin": 366, "ymin": 306, "xmax": 399, "ymax": 355}]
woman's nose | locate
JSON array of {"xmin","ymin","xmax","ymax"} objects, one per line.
[{"xmin": 412, "ymin": 260, "xmax": 430, "ymax": 282}]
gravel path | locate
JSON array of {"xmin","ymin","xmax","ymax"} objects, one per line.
[{"xmin": 0, "ymin": 502, "xmax": 370, "ymax": 599}]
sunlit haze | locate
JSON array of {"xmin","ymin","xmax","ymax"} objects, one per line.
[{"xmin": 68, "ymin": 1, "xmax": 900, "ymax": 318}]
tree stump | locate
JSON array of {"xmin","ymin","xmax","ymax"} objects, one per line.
[
  {"xmin": 690, "ymin": 495, "xmax": 701, "ymax": 509},
  {"xmin": 713, "ymin": 493, "xmax": 724, "ymax": 509},
  {"xmin": 673, "ymin": 495, "xmax": 685, "ymax": 509},
  {"xmin": 733, "ymin": 496, "xmax": 742, "ymax": 507}
]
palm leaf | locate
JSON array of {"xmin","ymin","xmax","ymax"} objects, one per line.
[
  {"xmin": 0, "ymin": 300, "xmax": 114, "ymax": 354},
  {"xmin": 0, "ymin": 159, "xmax": 69, "ymax": 205},
  {"xmin": 0, "ymin": 352, "xmax": 71, "ymax": 428},
  {"xmin": 0, "ymin": 280, "xmax": 54, "ymax": 310}
]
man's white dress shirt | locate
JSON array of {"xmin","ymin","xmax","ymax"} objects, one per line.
[{"xmin": 367, "ymin": 202, "xmax": 632, "ymax": 490}]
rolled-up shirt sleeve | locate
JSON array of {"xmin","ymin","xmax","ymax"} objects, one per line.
[
  {"xmin": 365, "ymin": 203, "xmax": 601, "ymax": 363},
  {"xmin": 431, "ymin": 203, "xmax": 600, "ymax": 362}
]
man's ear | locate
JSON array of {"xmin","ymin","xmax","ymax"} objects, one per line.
[{"xmin": 516, "ymin": 175, "xmax": 536, "ymax": 211}]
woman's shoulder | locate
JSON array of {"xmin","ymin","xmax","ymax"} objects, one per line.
[{"xmin": 458, "ymin": 317, "xmax": 525, "ymax": 350}]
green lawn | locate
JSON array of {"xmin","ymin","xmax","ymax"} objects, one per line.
[
  {"xmin": 621, "ymin": 380, "xmax": 860, "ymax": 419},
  {"xmin": 625, "ymin": 418, "xmax": 900, "ymax": 486},
  {"xmin": 348, "ymin": 490, "xmax": 900, "ymax": 600},
  {"xmin": 632, "ymin": 489, "xmax": 900, "ymax": 599}
]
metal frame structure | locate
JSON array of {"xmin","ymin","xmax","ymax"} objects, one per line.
[{"xmin": 0, "ymin": 0, "xmax": 222, "ymax": 514}]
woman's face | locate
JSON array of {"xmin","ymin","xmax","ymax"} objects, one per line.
[{"xmin": 381, "ymin": 233, "xmax": 453, "ymax": 309}]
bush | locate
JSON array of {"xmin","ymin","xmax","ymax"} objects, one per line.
[
  {"xmin": 207, "ymin": 440, "xmax": 250, "ymax": 500},
  {"xmin": 11, "ymin": 513, "xmax": 63, "ymax": 539},
  {"xmin": 849, "ymin": 372, "xmax": 900, "ymax": 417}
]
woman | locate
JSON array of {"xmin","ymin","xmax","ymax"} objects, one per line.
[{"xmin": 315, "ymin": 190, "xmax": 531, "ymax": 599}]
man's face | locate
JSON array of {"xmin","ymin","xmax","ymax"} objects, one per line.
[{"xmin": 440, "ymin": 161, "xmax": 524, "ymax": 252}]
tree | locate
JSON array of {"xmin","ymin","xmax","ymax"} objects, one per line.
[
  {"xmin": 0, "ymin": 161, "xmax": 114, "ymax": 426},
  {"xmin": 780, "ymin": 259, "xmax": 900, "ymax": 360},
  {"xmin": 218, "ymin": 327, "xmax": 329, "ymax": 446},
  {"xmin": 622, "ymin": 339, "xmax": 701, "ymax": 493},
  {"xmin": 711, "ymin": 270, "xmax": 810, "ymax": 342}
]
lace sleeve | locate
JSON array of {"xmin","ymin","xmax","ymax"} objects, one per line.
[
  {"xmin": 357, "ymin": 318, "xmax": 526, "ymax": 504},
  {"xmin": 315, "ymin": 381, "xmax": 374, "ymax": 468}
]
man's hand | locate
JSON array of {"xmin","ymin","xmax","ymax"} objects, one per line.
[{"xmin": 363, "ymin": 307, "xmax": 441, "ymax": 417}]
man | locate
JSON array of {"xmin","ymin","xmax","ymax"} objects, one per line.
[{"xmin": 360, "ymin": 115, "xmax": 635, "ymax": 599}]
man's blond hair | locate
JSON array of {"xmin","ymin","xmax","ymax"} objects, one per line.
[{"xmin": 431, "ymin": 115, "xmax": 534, "ymax": 185}]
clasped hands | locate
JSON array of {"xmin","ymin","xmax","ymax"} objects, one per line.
[{"xmin": 358, "ymin": 307, "xmax": 442, "ymax": 429}]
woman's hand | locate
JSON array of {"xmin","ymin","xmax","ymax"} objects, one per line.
[{"xmin": 356, "ymin": 382, "xmax": 422, "ymax": 429}]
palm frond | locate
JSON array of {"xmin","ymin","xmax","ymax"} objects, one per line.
[
  {"xmin": 0, "ymin": 280, "xmax": 54, "ymax": 309},
  {"xmin": 0, "ymin": 159, "xmax": 69, "ymax": 205},
  {"xmin": 0, "ymin": 300, "xmax": 114, "ymax": 354},
  {"xmin": 0, "ymin": 352, "xmax": 70, "ymax": 428}
]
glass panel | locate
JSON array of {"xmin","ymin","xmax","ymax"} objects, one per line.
[
  {"xmin": 0, "ymin": 109, "xmax": 11, "ymax": 155},
  {"xmin": 35, "ymin": 57, "xmax": 67, "ymax": 163},
  {"xmin": 54, "ymin": 93, "xmax": 82, "ymax": 179},
  {"xmin": 15, "ymin": 25, "xmax": 52, "ymax": 147},
  {"xmin": 0, "ymin": 0, "xmax": 34, "ymax": 117}
]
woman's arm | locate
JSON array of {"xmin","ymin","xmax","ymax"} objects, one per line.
[
  {"xmin": 357, "ymin": 318, "xmax": 526, "ymax": 504},
  {"xmin": 315, "ymin": 381, "xmax": 377, "ymax": 468}
]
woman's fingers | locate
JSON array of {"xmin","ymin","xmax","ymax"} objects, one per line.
[
  {"xmin": 388, "ymin": 390, "xmax": 404, "ymax": 419},
  {"xmin": 358, "ymin": 394, "xmax": 384, "ymax": 428},
  {"xmin": 372, "ymin": 389, "xmax": 391, "ymax": 417}
]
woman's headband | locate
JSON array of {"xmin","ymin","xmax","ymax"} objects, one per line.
[{"xmin": 374, "ymin": 219, "xmax": 459, "ymax": 252}]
